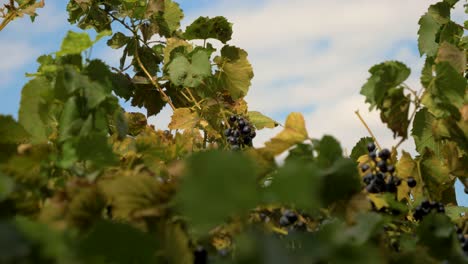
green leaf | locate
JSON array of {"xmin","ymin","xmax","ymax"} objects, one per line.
[
  {"xmin": 350, "ymin": 137, "xmax": 373, "ymax": 162},
  {"xmin": 57, "ymin": 31, "xmax": 93, "ymax": 56},
  {"xmin": 320, "ymin": 158, "xmax": 361, "ymax": 206},
  {"xmin": 445, "ymin": 206, "xmax": 468, "ymax": 221},
  {"xmin": 0, "ymin": 172, "xmax": 14, "ymax": 202},
  {"xmin": 314, "ymin": 135, "xmax": 343, "ymax": 168},
  {"xmin": 379, "ymin": 87, "xmax": 411, "ymax": 138},
  {"xmin": 184, "ymin": 16, "xmax": 233, "ymax": 43},
  {"xmin": 107, "ymin": 32, "xmax": 131, "ymax": 49},
  {"xmin": 79, "ymin": 220, "xmax": 159, "ymax": 263},
  {"xmin": 214, "ymin": 45, "xmax": 254, "ymax": 100},
  {"xmin": 58, "ymin": 96, "xmax": 82, "ymax": 142},
  {"xmin": 18, "ymin": 78, "xmax": 52, "ymax": 143},
  {"xmin": 247, "ymin": 111, "xmax": 279, "ymax": 129},
  {"xmin": 0, "ymin": 115, "xmax": 30, "ymax": 144},
  {"xmin": 412, "ymin": 108, "xmax": 441, "ymax": 155},
  {"xmin": 76, "ymin": 133, "xmax": 117, "ymax": 168},
  {"xmin": 175, "ymin": 151, "xmax": 258, "ymax": 235},
  {"xmin": 416, "ymin": 214, "xmax": 458, "ymax": 260},
  {"xmin": 130, "ymin": 83, "xmax": 166, "ymax": 117},
  {"xmin": 265, "ymin": 160, "xmax": 321, "ymax": 211},
  {"xmin": 420, "ymin": 150, "xmax": 456, "ymax": 203},
  {"xmin": 14, "ymin": 216, "xmax": 76, "ymax": 263},
  {"xmin": 345, "ymin": 212, "xmax": 385, "ymax": 245},
  {"xmin": 432, "ymin": 62, "xmax": 465, "ymax": 111},
  {"xmin": 360, "ymin": 61, "xmax": 410, "ymax": 109},
  {"xmin": 167, "ymin": 48, "xmax": 212, "ymax": 88},
  {"xmin": 417, "ymin": 13, "xmax": 441, "ymax": 57},
  {"xmin": 162, "ymin": 0, "xmax": 183, "ymax": 35}
]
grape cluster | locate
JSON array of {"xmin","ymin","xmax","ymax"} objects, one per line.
[
  {"xmin": 224, "ymin": 115, "xmax": 256, "ymax": 150},
  {"xmin": 412, "ymin": 199, "xmax": 445, "ymax": 221},
  {"xmin": 361, "ymin": 142, "xmax": 410, "ymax": 194},
  {"xmin": 456, "ymin": 227, "xmax": 468, "ymax": 255}
]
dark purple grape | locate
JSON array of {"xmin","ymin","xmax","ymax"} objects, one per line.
[
  {"xmin": 387, "ymin": 165, "xmax": 395, "ymax": 174},
  {"xmin": 377, "ymin": 160, "xmax": 387, "ymax": 172},
  {"xmin": 361, "ymin": 164, "xmax": 370, "ymax": 172},
  {"xmin": 224, "ymin": 128, "xmax": 232, "ymax": 136},
  {"xmin": 238, "ymin": 119, "xmax": 246, "ymax": 128},
  {"xmin": 229, "ymin": 115, "xmax": 237, "ymax": 123},
  {"xmin": 250, "ymin": 131, "xmax": 256, "ymax": 138},
  {"xmin": 407, "ymin": 177, "xmax": 417, "ymax": 188},
  {"xmin": 284, "ymin": 210, "xmax": 298, "ymax": 223},
  {"xmin": 242, "ymin": 125, "xmax": 251, "ymax": 134},
  {"xmin": 367, "ymin": 142, "xmax": 376, "ymax": 152},
  {"xmin": 378, "ymin": 148, "xmax": 391, "ymax": 160},
  {"xmin": 232, "ymin": 130, "xmax": 240, "ymax": 138},
  {"xmin": 369, "ymin": 151, "xmax": 377, "ymax": 160},
  {"xmin": 279, "ymin": 215, "xmax": 290, "ymax": 226}
]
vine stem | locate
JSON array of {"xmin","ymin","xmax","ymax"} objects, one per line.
[
  {"xmin": 0, "ymin": 0, "xmax": 44, "ymax": 31},
  {"xmin": 186, "ymin": 88, "xmax": 202, "ymax": 110},
  {"xmin": 354, "ymin": 110, "xmax": 382, "ymax": 151},
  {"xmin": 134, "ymin": 41, "xmax": 176, "ymax": 111}
]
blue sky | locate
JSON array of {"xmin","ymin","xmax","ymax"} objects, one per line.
[{"xmin": 0, "ymin": 0, "xmax": 466, "ymax": 206}]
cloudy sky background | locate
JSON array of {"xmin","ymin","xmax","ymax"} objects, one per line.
[{"xmin": 0, "ymin": 0, "xmax": 466, "ymax": 205}]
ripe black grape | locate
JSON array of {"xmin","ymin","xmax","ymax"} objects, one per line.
[
  {"xmin": 279, "ymin": 215, "xmax": 290, "ymax": 226},
  {"xmin": 194, "ymin": 246, "xmax": 208, "ymax": 264},
  {"xmin": 407, "ymin": 177, "xmax": 417, "ymax": 188},
  {"xmin": 378, "ymin": 148, "xmax": 391, "ymax": 160},
  {"xmin": 367, "ymin": 142, "xmax": 376, "ymax": 152},
  {"xmin": 361, "ymin": 164, "xmax": 370, "ymax": 172}
]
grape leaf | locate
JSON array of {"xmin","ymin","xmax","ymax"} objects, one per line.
[
  {"xmin": 396, "ymin": 151, "xmax": 423, "ymax": 201},
  {"xmin": 78, "ymin": 220, "xmax": 159, "ymax": 263},
  {"xmin": 107, "ymin": 32, "xmax": 131, "ymax": 49},
  {"xmin": 100, "ymin": 172, "xmax": 168, "ymax": 221},
  {"xmin": 320, "ymin": 158, "xmax": 361, "ymax": 206},
  {"xmin": 175, "ymin": 151, "xmax": 258, "ymax": 236},
  {"xmin": 247, "ymin": 111, "xmax": 279, "ymax": 129},
  {"xmin": 0, "ymin": 172, "xmax": 14, "ymax": 202},
  {"xmin": 214, "ymin": 45, "xmax": 254, "ymax": 100},
  {"xmin": 57, "ymin": 31, "xmax": 93, "ymax": 56},
  {"xmin": 163, "ymin": 37, "xmax": 192, "ymax": 65},
  {"xmin": 445, "ymin": 206, "xmax": 468, "ymax": 221},
  {"xmin": 162, "ymin": 0, "xmax": 183, "ymax": 35},
  {"xmin": 379, "ymin": 87, "xmax": 410, "ymax": 138},
  {"xmin": 360, "ymin": 61, "xmax": 410, "ymax": 110},
  {"xmin": 168, "ymin": 108, "xmax": 200, "ymax": 130},
  {"xmin": 167, "ymin": 48, "xmax": 212, "ymax": 88},
  {"xmin": 420, "ymin": 150, "xmax": 456, "ymax": 203},
  {"xmin": 18, "ymin": 78, "xmax": 52, "ymax": 143},
  {"xmin": 265, "ymin": 160, "xmax": 321, "ymax": 211},
  {"xmin": 314, "ymin": 135, "xmax": 342, "ymax": 168},
  {"xmin": 263, "ymin": 112, "xmax": 309, "ymax": 156},
  {"xmin": 125, "ymin": 112, "xmax": 147, "ymax": 136},
  {"xmin": 436, "ymin": 42, "xmax": 466, "ymax": 73},
  {"xmin": 349, "ymin": 137, "xmax": 373, "ymax": 162},
  {"xmin": 0, "ymin": 115, "xmax": 30, "ymax": 144},
  {"xmin": 184, "ymin": 16, "xmax": 233, "ymax": 43},
  {"xmin": 412, "ymin": 108, "xmax": 441, "ymax": 155},
  {"xmin": 130, "ymin": 83, "xmax": 167, "ymax": 117},
  {"xmin": 417, "ymin": 13, "xmax": 441, "ymax": 57}
]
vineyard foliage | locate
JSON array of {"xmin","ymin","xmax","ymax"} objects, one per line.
[{"xmin": 0, "ymin": 0, "xmax": 467, "ymax": 263}]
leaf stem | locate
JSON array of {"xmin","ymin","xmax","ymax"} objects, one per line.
[
  {"xmin": 354, "ymin": 110, "xmax": 382, "ymax": 151},
  {"xmin": 134, "ymin": 40, "xmax": 176, "ymax": 111}
]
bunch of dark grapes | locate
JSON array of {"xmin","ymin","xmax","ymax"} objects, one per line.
[
  {"xmin": 456, "ymin": 227, "xmax": 468, "ymax": 255},
  {"xmin": 224, "ymin": 115, "xmax": 256, "ymax": 150},
  {"xmin": 412, "ymin": 199, "xmax": 445, "ymax": 221},
  {"xmin": 360, "ymin": 142, "xmax": 411, "ymax": 194}
]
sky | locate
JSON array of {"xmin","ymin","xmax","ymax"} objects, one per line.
[{"xmin": 0, "ymin": 0, "xmax": 466, "ymax": 205}]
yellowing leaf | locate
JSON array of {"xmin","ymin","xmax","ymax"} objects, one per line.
[
  {"xmin": 215, "ymin": 45, "xmax": 253, "ymax": 99},
  {"xmin": 396, "ymin": 151, "xmax": 423, "ymax": 201},
  {"xmin": 368, "ymin": 194, "xmax": 389, "ymax": 210},
  {"xmin": 168, "ymin": 108, "xmax": 200, "ymax": 130},
  {"xmin": 436, "ymin": 42, "xmax": 466, "ymax": 74},
  {"xmin": 263, "ymin": 112, "xmax": 308, "ymax": 156},
  {"xmin": 248, "ymin": 111, "xmax": 279, "ymax": 129}
]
